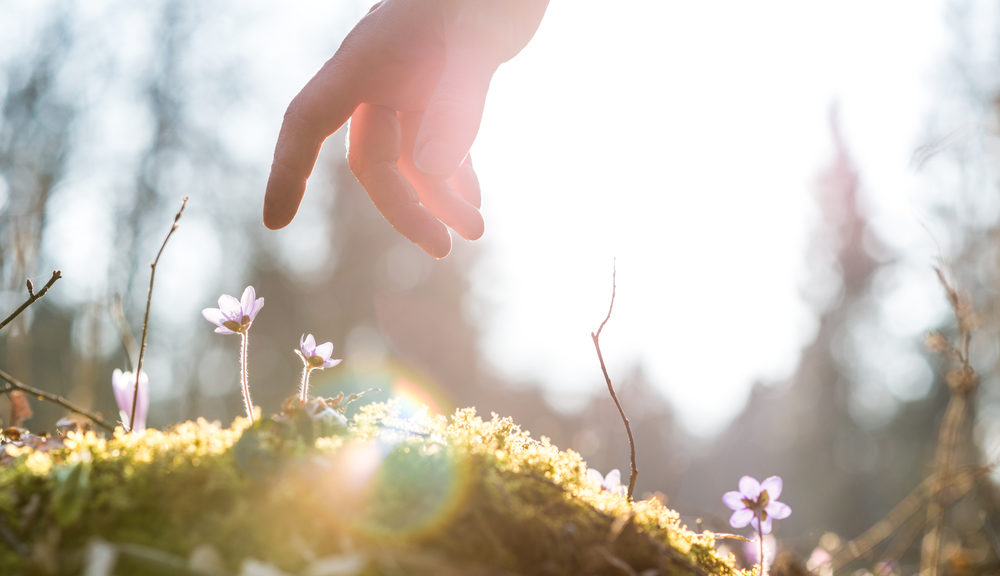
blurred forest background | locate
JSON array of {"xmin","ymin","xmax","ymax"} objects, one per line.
[{"xmin": 3, "ymin": 1, "xmax": 1000, "ymax": 574}]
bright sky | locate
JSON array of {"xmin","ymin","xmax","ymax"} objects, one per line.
[{"xmin": 469, "ymin": 0, "xmax": 950, "ymax": 435}]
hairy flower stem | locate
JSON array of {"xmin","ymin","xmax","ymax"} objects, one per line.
[
  {"xmin": 299, "ymin": 366, "xmax": 312, "ymax": 403},
  {"xmin": 240, "ymin": 332, "xmax": 254, "ymax": 421},
  {"xmin": 758, "ymin": 523, "xmax": 766, "ymax": 575}
]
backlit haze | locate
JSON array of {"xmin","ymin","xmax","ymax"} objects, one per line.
[
  {"xmin": 6, "ymin": 0, "xmax": 956, "ymax": 437},
  {"xmin": 471, "ymin": 0, "xmax": 949, "ymax": 435}
]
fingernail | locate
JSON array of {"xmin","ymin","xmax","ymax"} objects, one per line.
[{"xmin": 415, "ymin": 139, "xmax": 465, "ymax": 176}]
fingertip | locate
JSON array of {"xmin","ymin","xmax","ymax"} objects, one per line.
[
  {"xmin": 263, "ymin": 164, "xmax": 306, "ymax": 230},
  {"xmin": 424, "ymin": 237, "xmax": 452, "ymax": 259},
  {"xmin": 390, "ymin": 204, "xmax": 453, "ymax": 259},
  {"xmin": 463, "ymin": 213, "xmax": 484, "ymax": 242},
  {"xmin": 449, "ymin": 156, "xmax": 481, "ymax": 209}
]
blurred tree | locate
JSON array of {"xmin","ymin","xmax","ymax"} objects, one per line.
[
  {"xmin": 0, "ymin": 5, "xmax": 82, "ymax": 425},
  {"xmin": 673, "ymin": 109, "xmax": 952, "ymax": 566}
]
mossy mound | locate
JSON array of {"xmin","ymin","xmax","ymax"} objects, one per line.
[{"xmin": 0, "ymin": 400, "xmax": 743, "ymax": 576}]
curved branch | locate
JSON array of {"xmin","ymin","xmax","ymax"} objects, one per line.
[
  {"xmin": 0, "ymin": 367, "xmax": 113, "ymax": 432},
  {"xmin": 0, "ymin": 270, "xmax": 62, "ymax": 333},
  {"xmin": 591, "ymin": 261, "xmax": 638, "ymax": 499}
]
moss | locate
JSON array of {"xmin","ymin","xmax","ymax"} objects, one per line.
[{"xmin": 0, "ymin": 401, "xmax": 744, "ymax": 576}]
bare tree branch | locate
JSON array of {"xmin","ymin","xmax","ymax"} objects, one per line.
[
  {"xmin": 0, "ymin": 270, "xmax": 62, "ymax": 333},
  {"xmin": 0, "ymin": 366, "xmax": 113, "ymax": 432}
]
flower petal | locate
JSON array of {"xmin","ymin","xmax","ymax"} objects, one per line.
[
  {"xmin": 218, "ymin": 295, "xmax": 242, "ymax": 320},
  {"xmin": 112, "ymin": 370, "xmax": 150, "ymax": 431},
  {"xmin": 248, "ymin": 297, "xmax": 265, "ymax": 322},
  {"xmin": 323, "ymin": 358, "xmax": 343, "ymax": 369},
  {"xmin": 604, "ymin": 469, "xmax": 621, "ymax": 489},
  {"xmin": 302, "ymin": 334, "xmax": 316, "ymax": 354},
  {"xmin": 760, "ymin": 476, "xmax": 783, "ymax": 500},
  {"xmin": 240, "ymin": 286, "xmax": 256, "ymax": 313},
  {"xmin": 729, "ymin": 509, "xmax": 754, "ymax": 529},
  {"xmin": 214, "ymin": 325, "xmax": 237, "ymax": 335},
  {"xmin": 111, "ymin": 369, "xmax": 131, "ymax": 413},
  {"xmin": 314, "ymin": 342, "xmax": 334, "ymax": 360},
  {"xmin": 133, "ymin": 374, "xmax": 150, "ymax": 432},
  {"xmin": 586, "ymin": 469, "xmax": 603, "ymax": 487},
  {"xmin": 723, "ymin": 491, "xmax": 746, "ymax": 511},
  {"xmin": 202, "ymin": 308, "xmax": 225, "ymax": 326},
  {"xmin": 738, "ymin": 475, "xmax": 761, "ymax": 500},
  {"xmin": 766, "ymin": 500, "xmax": 791, "ymax": 520}
]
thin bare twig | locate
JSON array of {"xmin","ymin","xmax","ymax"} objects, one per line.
[
  {"xmin": 0, "ymin": 366, "xmax": 113, "ymax": 432},
  {"xmin": 0, "ymin": 270, "xmax": 62, "ymax": 333},
  {"xmin": 130, "ymin": 196, "xmax": 187, "ymax": 433},
  {"xmin": 591, "ymin": 261, "xmax": 638, "ymax": 499}
]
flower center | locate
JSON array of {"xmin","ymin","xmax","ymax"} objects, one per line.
[
  {"xmin": 308, "ymin": 355, "xmax": 326, "ymax": 368},
  {"xmin": 222, "ymin": 320, "xmax": 243, "ymax": 333},
  {"xmin": 742, "ymin": 489, "xmax": 771, "ymax": 520}
]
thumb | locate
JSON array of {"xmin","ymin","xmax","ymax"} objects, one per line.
[{"xmin": 414, "ymin": 52, "xmax": 496, "ymax": 177}]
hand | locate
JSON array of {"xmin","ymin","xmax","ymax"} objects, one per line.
[{"xmin": 263, "ymin": 0, "xmax": 549, "ymax": 258}]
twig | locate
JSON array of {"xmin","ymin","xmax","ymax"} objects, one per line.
[
  {"xmin": 832, "ymin": 465, "xmax": 990, "ymax": 572},
  {"xmin": 0, "ymin": 366, "xmax": 113, "ymax": 432},
  {"xmin": 921, "ymin": 267, "xmax": 978, "ymax": 576},
  {"xmin": 591, "ymin": 261, "xmax": 638, "ymax": 499},
  {"xmin": 0, "ymin": 270, "xmax": 62, "ymax": 333},
  {"xmin": 130, "ymin": 196, "xmax": 187, "ymax": 433}
]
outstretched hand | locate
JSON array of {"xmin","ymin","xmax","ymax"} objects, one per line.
[{"xmin": 263, "ymin": 0, "xmax": 549, "ymax": 258}]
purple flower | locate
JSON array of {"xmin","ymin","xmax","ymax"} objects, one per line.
[
  {"xmin": 112, "ymin": 369, "xmax": 149, "ymax": 432},
  {"xmin": 587, "ymin": 468, "xmax": 626, "ymax": 496},
  {"xmin": 201, "ymin": 285, "xmax": 264, "ymax": 335},
  {"xmin": 202, "ymin": 285, "xmax": 263, "ymax": 422},
  {"xmin": 296, "ymin": 333, "xmax": 342, "ymax": 402},
  {"xmin": 723, "ymin": 475, "xmax": 791, "ymax": 535},
  {"xmin": 296, "ymin": 334, "xmax": 342, "ymax": 369}
]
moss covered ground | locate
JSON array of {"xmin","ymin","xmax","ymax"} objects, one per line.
[{"xmin": 0, "ymin": 400, "xmax": 745, "ymax": 576}]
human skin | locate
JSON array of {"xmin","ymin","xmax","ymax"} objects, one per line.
[{"xmin": 263, "ymin": 0, "xmax": 549, "ymax": 258}]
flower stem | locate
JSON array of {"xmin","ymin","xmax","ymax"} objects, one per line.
[
  {"xmin": 240, "ymin": 332, "xmax": 254, "ymax": 421},
  {"xmin": 299, "ymin": 366, "xmax": 312, "ymax": 403},
  {"xmin": 758, "ymin": 522, "xmax": 766, "ymax": 576}
]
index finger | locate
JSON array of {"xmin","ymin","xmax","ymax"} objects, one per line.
[{"xmin": 263, "ymin": 57, "xmax": 362, "ymax": 229}]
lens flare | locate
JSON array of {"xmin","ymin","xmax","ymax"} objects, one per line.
[
  {"xmin": 311, "ymin": 358, "xmax": 454, "ymax": 417},
  {"xmin": 304, "ymin": 362, "xmax": 469, "ymax": 540}
]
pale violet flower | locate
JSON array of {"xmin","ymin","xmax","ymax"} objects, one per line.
[
  {"xmin": 203, "ymin": 285, "xmax": 263, "ymax": 421},
  {"xmin": 724, "ymin": 475, "xmax": 791, "ymax": 575},
  {"xmin": 201, "ymin": 285, "xmax": 264, "ymax": 335},
  {"xmin": 296, "ymin": 333, "xmax": 342, "ymax": 402},
  {"xmin": 723, "ymin": 475, "xmax": 791, "ymax": 535},
  {"xmin": 586, "ymin": 468, "xmax": 626, "ymax": 496},
  {"xmin": 112, "ymin": 369, "xmax": 149, "ymax": 432},
  {"xmin": 296, "ymin": 334, "xmax": 342, "ymax": 369}
]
